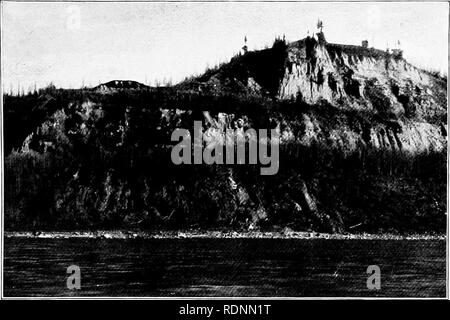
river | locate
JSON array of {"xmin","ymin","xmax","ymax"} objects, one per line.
[{"xmin": 3, "ymin": 238, "xmax": 446, "ymax": 297}]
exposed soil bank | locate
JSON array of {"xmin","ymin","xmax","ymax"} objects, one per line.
[{"xmin": 4, "ymin": 230, "xmax": 445, "ymax": 240}]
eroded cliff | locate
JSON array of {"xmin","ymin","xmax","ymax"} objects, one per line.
[{"xmin": 4, "ymin": 36, "xmax": 447, "ymax": 233}]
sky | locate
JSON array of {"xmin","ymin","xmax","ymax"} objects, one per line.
[{"xmin": 2, "ymin": 1, "xmax": 448, "ymax": 91}]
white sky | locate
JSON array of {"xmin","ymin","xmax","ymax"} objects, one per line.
[{"xmin": 2, "ymin": 1, "xmax": 448, "ymax": 91}]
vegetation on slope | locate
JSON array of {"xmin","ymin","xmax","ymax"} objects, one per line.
[
  {"xmin": 3, "ymin": 87, "xmax": 446, "ymax": 234},
  {"xmin": 3, "ymin": 37, "xmax": 447, "ymax": 234}
]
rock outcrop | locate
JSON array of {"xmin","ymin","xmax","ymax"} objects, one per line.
[{"xmin": 3, "ymin": 35, "xmax": 447, "ymax": 233}]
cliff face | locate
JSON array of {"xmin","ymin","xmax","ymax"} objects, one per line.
[
  {"xmin": 3, "ymin": 37, "xmax": 447, "ymax": 233},
  {"xmin": 276, "ymin": 40, "xmax": 447, "ymax": 154},
  {"xmin": 281, "ymin": 41, "xmax": 441, "ymax": 108},
  {"xmin": 185, "ymin": 38, "xmax": 446, "ymax": 111},
  {"xmin": 188, "ymin": 38, "xmax": 446, "ymax": 155}
]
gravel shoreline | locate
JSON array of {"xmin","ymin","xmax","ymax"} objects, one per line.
[{"xmin": 4, "ymin": 230, "xmax": 446, "ymax": 240}]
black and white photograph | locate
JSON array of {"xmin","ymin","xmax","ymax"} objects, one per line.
[{"xmin": 0, "ymin": 0, "xmax": 448, "ymax": 301}]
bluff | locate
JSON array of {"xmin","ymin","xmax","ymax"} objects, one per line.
[{"xmin": 3, "ymin": 35, "xmax": 447, "ymax": 233}]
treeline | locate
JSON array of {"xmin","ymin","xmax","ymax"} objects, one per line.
[
  {"xmin": 4, "ymin": 143, "xmax": 446, "ymax": 233},
  {"xmin": 3, "ymin": 84, "xmax": 447, "ymax": 233}
]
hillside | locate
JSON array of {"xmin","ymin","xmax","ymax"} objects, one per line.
[
  {"xmin": 3, "ymin": 34, "xmax": 447, "ymax": 234},
  {"xmin": 94, "ymin": 80, "xmax": 151, "ymax": 92}
]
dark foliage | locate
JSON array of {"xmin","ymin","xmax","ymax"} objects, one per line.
[{"xmin": 3, "ymin": 88, "xmax": 446, "ymax": 234}]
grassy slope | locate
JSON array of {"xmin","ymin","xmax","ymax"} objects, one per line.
[{"xmin": 3, "ymin": 39, "xmax": 447, "ymax": 234}]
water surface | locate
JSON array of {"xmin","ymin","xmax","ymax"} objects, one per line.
[{"xmin": 3, "ymin": 238, "xmax": 446, "ymax": 297}]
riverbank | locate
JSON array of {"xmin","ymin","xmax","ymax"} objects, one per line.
[{"xmin": 4, "ymin": 230, "xmax": 446, "ymax": 240}]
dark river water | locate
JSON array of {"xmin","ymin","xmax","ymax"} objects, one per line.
[{"xmin": 3, "ymin": 238, "xmax": 446, "ymax": 297}]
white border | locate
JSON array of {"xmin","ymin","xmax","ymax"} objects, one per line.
[{"xmin": 0, "ymin": 0, "xmax": 448, "ymax": 301}]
